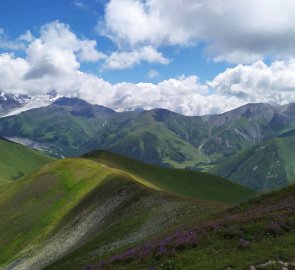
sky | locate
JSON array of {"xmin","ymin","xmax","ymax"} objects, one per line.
[{"xmin": 1, "ymin": 0, "xmax": 295, "ymax": 115}]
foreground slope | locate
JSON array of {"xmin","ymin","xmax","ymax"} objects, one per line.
[
  {"xmin": 0, "ymin": 155, "xmax": 252, "ymax": 270},
  {"xmin": 90, "ymin": 185, "xmax": 295, "ymax": 270},
  {"xmin": 0, "ymin": 137, "xmax": 54, "ymax": 185}
]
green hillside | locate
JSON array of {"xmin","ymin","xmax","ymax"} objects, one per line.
[
  {"xmin": 215, "ymin": 132, "xmax": 295, "ymax": 191},
  {"xmin": 87, "ymin": 184, "xmax": 295, "ymax": 270},
  {"xmin": 0, "ymin": 155, "xmax": 253, "ymax": 270},
  {"xmin": 0, "ymin": 100, "xmax": 209, "ymax": 167},
  {"xmin": 2, "ymin": 99, "xmax": 295, "ymax": 173},
  {"xmin": 84, "ymin": 150, "xmax": 255, "ymax": 204},
  {"xmin": 0, "ymin": 138, "xmax": 55, "ymax": 185}
]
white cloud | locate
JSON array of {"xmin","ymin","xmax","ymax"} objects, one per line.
[
  {"xmin": 104, "ymin": 46, "xmax": 169, "ymax": 69},
  {"xmin": 1, "ymin": 21, "xmax": 295, "ymax": 116},
  {"xmin": 0, "ymin": 53, "xmax": 30, "ymax": 90},
  {"xmin": 23, "ymin": 21, "xmax": 105, "ymax": 80},
  {"xmin": 78, "ymin": 39, "xmax": 106, "ymax": 62},
  {"xmin": 101, "ymin": 0, "xmax": 295, "ymax": 63},
  {"xmin": 209, "ymin": 59, "xmax": 295, "ymax": 104},
  {"xmin": 0, "ymin": 47, "xmax": 240, "ymax": 115},
  {"xmin": 18, "ymin": 30, "xmax": 34, "ymax": 43},
  {"xmin": 2, "ymin": 45, "xmax": 295, "ymax": 115},
  {"xmin": 0, "ymin": 51, "xmax": 244, "ymax": 115},
  {"xmin": 38, "ymin": 21, "xmax": 105, "ymax": 62}
]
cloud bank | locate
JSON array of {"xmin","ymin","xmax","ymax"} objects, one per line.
[
  {"xmin": 1, "ymin": 5, "xmax": 295, "ymax": 116},
  {"xmin": 101, "ymin": 0, "xmax": 295, "ymax": 63},
  {"xmin": 1, "ymin": 22, "xmax": 295, "ymax": 116}
]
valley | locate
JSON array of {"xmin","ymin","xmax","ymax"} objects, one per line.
[{"xmin": 2, "ymin": 97, "xmax": 295, "ymax": 191}]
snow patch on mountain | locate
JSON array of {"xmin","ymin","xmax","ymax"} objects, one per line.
[
  {"xmin": 115, "ymin": 107, "xmax": 145, "ymax": 113},
  {"xmin": 0, "ymin": 90, "xmax": 61, "ymax": 118}
]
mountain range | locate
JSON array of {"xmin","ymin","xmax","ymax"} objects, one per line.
[{"xmin": 1, "ymin": 92, "xmax": 295, "ymax": 191}]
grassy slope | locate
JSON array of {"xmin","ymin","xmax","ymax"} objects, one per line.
[
  {"xmin": 0, "ymin": 106, "xmax": 101, "ymax": 156},
  {"xmin": 0, "ymin": 138, "xmax": 54, "ymax": 185},
  {"xmin": 96, "ymin": 185, "xmax": 295, "ymax": 270},
  {"xmin": 83, "ymin": 150, "xmax": 255, "ymax": 204},
  {"xmin": 276, "ymin": 133, "xmax": 295, "ymax": 182},
  {"xmin": 0, "ymin": 159, "xmax": 129, "ymax": 268},
  {"xmin": 101, "ymin": 110, "xmax": 210, "ymax": 168},
  {"xmin": 0, "ymin": 159, "xmax": 243, "ymax": 269},
  {"xmin": 215, "ymin": 133, "xmax": 295, "ymax": 191},
  {"xmin": 0, "ymin": 154, "xmax": 253, "ymax": 270}
]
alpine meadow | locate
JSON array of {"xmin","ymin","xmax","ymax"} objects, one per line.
[{"xmin": 1, "ymin": 1, "xmax": 295, "ymax": 270}]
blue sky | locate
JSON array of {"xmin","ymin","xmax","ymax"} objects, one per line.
[
  {"xmin": 0, "ymin": 0, "xmax": 229, "ymax": 84},
  {"xmin": 1, "ymin": 0, "xmax": 295, "ymax": 115},
  {"xmin": 0, "ymin": 0, "xmax": 102, "ymax": 36}
]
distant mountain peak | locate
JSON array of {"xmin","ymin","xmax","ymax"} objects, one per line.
[
  {"xmin": 53, "ymin": 96, "xmax": 90, "ymax": 107},
  {"xmin": 52, "ymin": 96, "xmax": 115, "ymax": 118},
  {"xmin": 0, "ymin": 90, "xmax": 62, "ymax": 118}
]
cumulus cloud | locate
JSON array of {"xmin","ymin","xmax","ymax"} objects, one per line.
[
  {"xmin": 0, "ymin": 53, "xmax": 30, "ymax": 90},
  {"xmin": 101, "ymin": 0, "xmax": 295, "ymax": 63},
  {"xmin": 106, "ymin": 76, "xmax": 239, "ymax": 115},
  {"xmin": 0, "ymin": 51, "xmax": 254, "ymax": 115},
  {"xmin": 1, "ymin": 20, "xmax": 295, "ymax": 116},
  {"xmin": 0, "ymin": 48, "xmax": 243, "ymax": 115},
  {"xmin": 2, "ymin": 46, "xmax": 295, "ymax": 114},
  {"xmin": 22, "ymin": 21, "xmax": 105, "ymax": 80},
  {"xmin": 209, "ymin": 59, "xmax": 295, "ymax": 104},
  {"xmin": 104, "ymin": 46, "xmax": 169, "ymax": 69}
]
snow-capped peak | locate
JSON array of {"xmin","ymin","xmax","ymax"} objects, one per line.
[{"xmin": 0, "ymin": 90, "xmax": 62, "ymax": 118}]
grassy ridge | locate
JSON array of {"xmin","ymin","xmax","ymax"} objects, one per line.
[
  {"xmin": 0, "ymin": 157, "xmax": 235, "ymax": 269},
  {"xmin": 84, "ymin": 150, "xmax": 255, "ymax": 204},
  {"xmin": 0, "ymin": 138, "xmax": 54, "ymax": 185}
]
